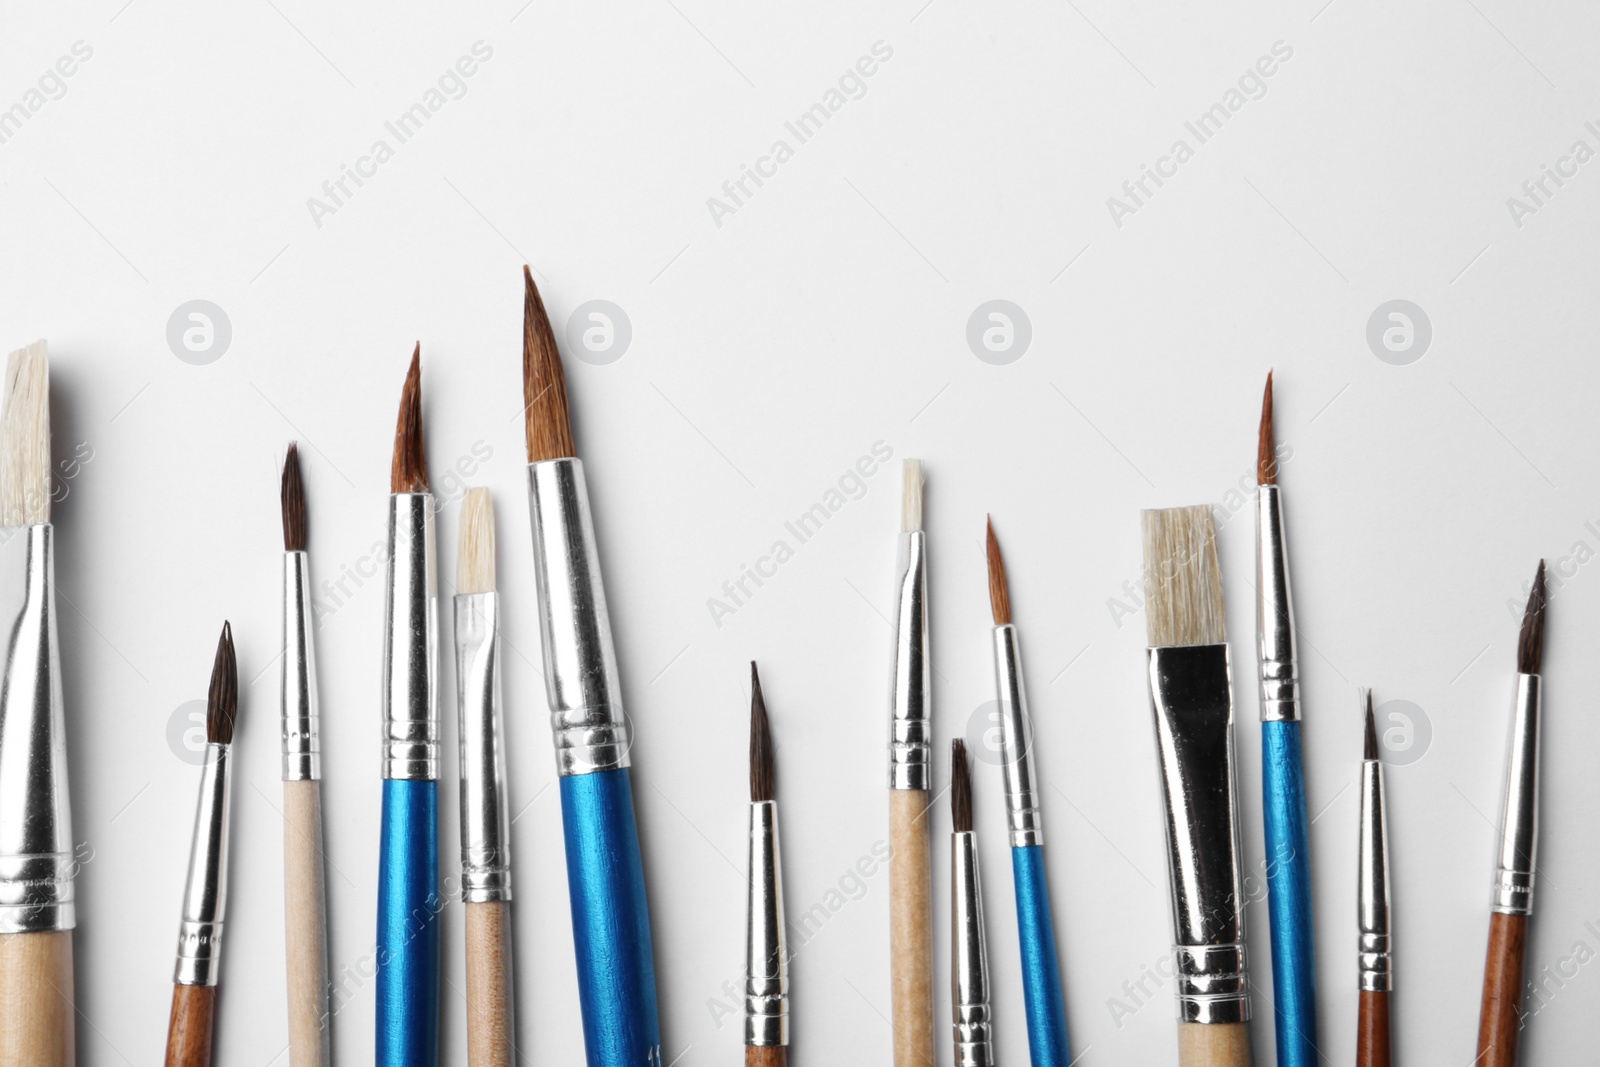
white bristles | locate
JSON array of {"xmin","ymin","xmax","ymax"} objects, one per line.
[
  {"xmin": 1, "ymin": 341, "xmax": 50, "ymax": 527},
  {"xmin": 901, "ymin": 459, "xmax": 923, "ymax": 533},
  {"xmin": 1141, "ymin": 505, "xmax": 1225, "ymax": 648},
  {"xmin": 457, "ymin": 488, "xmax": 495, "ymax": 594}
]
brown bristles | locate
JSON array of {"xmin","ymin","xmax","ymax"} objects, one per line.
[
  {"xmin": 206, "ymin": 621, "xmax": 239, "ymax": 746},
  {"xmin": 749, "ymin": 662, "xmax": 775, "ymax": 803},
  {"xmin": 523, "ymin": 265, "xmax": 576, "ymax": 463},
  {"xmin": 951, "ymin": 739, "xmax": 972, "ymax": 833},
  {"xmin": 1257, "ymin": 371, "xmax": 1277, "ymax": 485},
  {"xmin": 281, "ymin": 442, "xmax": 307, "ymax": 552},
  {"xmin": 1363, "ymin": 691, "xmax": 1379, "ymax": 761},
  {"xmin": 986, "ymin": 516, "xmax": 1011, "ymax": 626},
  {"xmin": 1517, "ymin": 560, "xmax": 1547, "ymax": 675},
  {"xmin": 390, "ymin": 344, "xmax": 429, "ymax": 493}
]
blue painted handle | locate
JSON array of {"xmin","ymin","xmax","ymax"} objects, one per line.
[
  {"xmin": 560, "ymin": 768, "xmax": 662, "ymax": 1067},
  {"xmin": 1011, "ymin": 845, "xmax": 1072, "ymax": 1067},
  {"xmin": 1262, "ymin": 720, "xmax": 1318, "ymax": 1067},
  {"xmin": 376, "ymin": 778, "xmax": 441, "ymax": 1067}
]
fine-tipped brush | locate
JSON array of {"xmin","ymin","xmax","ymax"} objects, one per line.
[
  {"xmin": 165, "ymin": 623, "xmax": 240, "ymax": 1067},
  {"xmin": 888, "ymin": 459, "xmax": 934, "ymax": 1067},
  {"xmin": 986, "ymin": 518, "xmax": 1072, "ymax": 1067},
  {"xmin": 280, "ymin": 444, "xmax": 332, "ymax": 1067},
  {"xmin": 1476, "ymin": 562, "xmax": 1547, "ymax": 1067},
  {"xmin": 745, "ymin": 664, "xmax": 788, "ymax": 1067},
  {"xmin": 522, "ymin": 265, "xmax": 662, "ymax": 1066},
  {"xmin": 455, "ymin": 488, "xmax": 515, "ymax": 1067},
  {"xmin": 1254, "ymin": 373, "xmax": 1318, "ymax": 1067},
  {"xmin": 0, "ymin": 341, "xmax": 75, "ymax": 1067},
  {"xmin": 376, "ymin": 346, "xmax": 442, "ymax": 1067},
  {"xmin": 950, "ymin": 740, "xmax": 994, "ymax": 1067},
  {"xmin": 1356, "ymin": 692, "xmax": 1392, "ymax": 1067},
  {"xmin": 1142, "ymin": 505, "xmax": 1252, "ymax": 1067}
]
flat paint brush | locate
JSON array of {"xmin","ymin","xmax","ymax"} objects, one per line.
[
  {"xmin": 1254, "ymin": 373, "xmax": 1318, "ymax": 1066},
  {"xmin": 455, "ymin": 488, "xmax": 515, "ymax": 1067},
  {"xmin": 1475, "ymin": 562, "xmax": 1547, "ymax": 1067},
  {"xmin": 522, "ymin": 266, "xmax": 661, "ymax": 1067},
  {"xmin": 986, "ymin": 518, "xmax": 1072, "ymax": 1067},
  {"xmin": 950, "ymin": 740, "xmax": 994, "ymax": 1067},
  {"xmin": 0, "ymin": 341, "xmax": 75, "ymax": 1067},
  {"xmin": 1356, "ymin": 692, "xmax": 1392, "ymax": 1067},
  {"xmin": 888, "ymin": 459, "xmax": 934, "ymax": 1067},
  {"xmin": 279, "ymin": 444, "xmax": 332, "ymax": 1067},
  {"xmin": 1142, "ymin": 505, "xmax": 1253, "ymax": 1067},
  {"xmin": 165, "ymin": 623, "xmax": 240, "ymax": 1067},
  {"xmin": 745, "ymin": 664, "xmax": 788, "ymax": 1067},
  {"xmin": 376, "ymin": 346, "xmax": 441, "ymax": 1067}
]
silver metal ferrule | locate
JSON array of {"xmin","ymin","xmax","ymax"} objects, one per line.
[
  {"xmin": 282, "ymin": 551, "xmax": 320, "ymax": 781},
  {"xmin": 527, "ymin": 459, "xmax": 629, "ymax": 777},
  {"xmin": 0, "ymin": 525, "xmax": 74, "ymax": 934},
  {"xmin": 1492, "ymin": 673, "xmax": 1541, "ymax": 915},
  {"xmin": 745, "ymin": 800, "xmax": 788, "ymax": 1047},
  {"xmin": 174, "ymin": 741, "xmax": 233, "ymax": 986},
  {"xmin": 993, "ymin": 624, "xmax": 1042, "ymax": 848},
  {"xmin": 382, "ymin": 494, "xmax": 438, "ymax": 781},
  {"xmin": 1146, "ymin": 643, "xmax": 1250, "ymax": 1024},
  {"xmin": 889, "ymin": 530, "xmax": 931, "ymax": 790},
  {"xmin": 951, "ymin": 830, "xmax": 994, "ymax": 1067},
  {"xmin": 1358, "ymin": 732, "xmax": 1393, "ymax": 992},
  {"xmin": 456, "ymin": 592, "xmax": 511, "ymax": 903},
  {"xmin": 1255, "ymin": 484, "xmax": 1299, "ymax": 723}
]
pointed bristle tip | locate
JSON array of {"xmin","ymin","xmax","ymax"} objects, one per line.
[
  {"xmin": 1517, "ymin": 560, "xmax": 1547, "ymax": 674},
  {"xmin": 281, "ymin": 442, "xmax": 307, "ymax": 551},
  {"xmin": 522, "ymin": 266, "xmax": 576, "ymax": 462},
  {"xmin": 390, "ymin": 345, "xmax": 428, "ymax": 493},
  {"xmin": 1257, "ymin": 370, "xmax": 1277, "ymax": 485},
  {"xmin": 1363, "ymin": 691, "xmax": 1379, "ymax": 761},
  {"xmin": 206, "ymin": 621, "xmax": 239, "ymax": 746},
  {"xmin": 951, "ymin": 739, "xmax": 972, "ymax": 833},
  {"xmin": 749, "ymin": 662, "xmax": 774, "ymax": 803},
  {"xmin": 986, "ymin": 516, "xmax": 1011, "ymax": 625}
]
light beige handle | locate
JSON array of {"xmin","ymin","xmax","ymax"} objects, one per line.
[
  {"xmin": 284, "ymin": 779, "xmax": 331, "ymax": 1067},
  {"xmin": 466, "ymin": 900, "xmax": 514, "ymax": 1067},
  {"xmin": 889, "ymin": 789, "xmax": 934, "ymax": 1067},
  {"xmin": 1178, "ymin": 1021, "xmax": 1252, "ymax": 1067},
  {"xmin": 0, "ymin": 929, "xmax": 74, "ymax": 1067}
]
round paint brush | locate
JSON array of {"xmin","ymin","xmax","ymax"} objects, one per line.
[
  {"xmin": 949, "ymin": 740, "xmax": 994, "ymax": 1067},
  {"xmin": 745, "ymin": 663, "xmax": 788, "ymax": 1067},
  {"xmin": 1356, "ymin": 691, "xmax": 1392, "ymax": 1067}
]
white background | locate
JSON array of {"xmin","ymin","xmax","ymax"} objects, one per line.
[{"xmin": 3, "ymin": 0, "xmax": 1599, "ymax": 1063}]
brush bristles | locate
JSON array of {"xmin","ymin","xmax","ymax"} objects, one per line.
[
  {"xmin": 1257, "ymin": 371, "xmax": 1277, "ymax": 485},
  {"xmin": 281, "ymin": 442, "xmax": 307, "ymax": 552},
  {"xmin": 1, "ymin": 341, "xmax": 50, "ymax": 526},
  {"xmin": 951, "ymin": 739, "xmax": 972, "ymax": 833},
  {"xmin": 749, "ymin": 662, "xmax": 775, "ymax": 803},
  {"xmin": 206, "ymin": 621, "xmax": 239, "ymax": 746},
  {"xmin": 901, "ymin": 459, "xmax": 923, "ymax": 532},
  {"xmin": 457, "ymin": 488, "xmax": 496, "ymax": 595},
  {"xmin": 1363, "ymin": 690, "xmax": 1379, "ymax": 761},
  {"xmin": 1142, "ymin": 505, "xmax": 1226, "ymax": 647},
  {"xmin": 390, "ymin": 344, "xmax": 429, "ymax": 493},
  {"xmin": 1517, "ymin": 560, "xmax": 1547, "ymax": 674},
  {"xmin": 523, "ymin": 265, "xmax": 576, "ymax": 463},
  {"xmin": 985, "ymin": 516, "xmax": 1011, "ymax": 625}
]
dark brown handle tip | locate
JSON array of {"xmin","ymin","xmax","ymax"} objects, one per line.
[
  {"xmin": 746, "ymin": 1045, "xmax": 788, "ymax": 1067},
  {"xmin": 165, "ymin": 983, "xmax": 216, "ymax": 1067},
  {"xmin": 1477, "ymin": 911, "xmax": 1530, "ymax": 1067},
  {"xmin": 1357, "ymin": 988, "xmax": 1391, "ymax": 1067}
]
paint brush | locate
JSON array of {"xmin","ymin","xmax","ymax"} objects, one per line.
[
  {"xmin": 0, "ymin": 341, "xmax": 76, "ymax": 1066},
  {"xmin": 455, "ymin": 488, "xmax": 515, "ymax": 1067},
  {"xmin": 745, "ymin": 664, "xmax": 788, "ymax": 1067},
  {"xmin": 1356, "ymin": 692, "xmax": 1392, "ymax": 1067},
  {"xmin": 986, "ymin": 518, "xmax": 1073, "ymax": 1067},
  {"xmin": 522, "ymin": 265, "xmax": 661, "ymax": 1066},
  {"xmin": 888, "ymin": 459, "xmax": 934, "ymax": 1067},
  {"xmin": 950, "ymin": 740, "xmax": 994, "ymax": 1067},
  {"xmin": 1142, "ymin": 505, "xmax": 1252, "ymax": 1067},
  {"xmin": 1254, "ymin": 373, "xmax": 1318, "ymax": 1066},
  {"xmin": 280, "ymin": 444, "xmax": 332, "ymax": 1067},
  {"xmin": 1475, "ymin": 561, "xmax": 1547, "ymax": 1067},
  {"xmin": 165, "ymin": 622, "xmax": 240, "ymax": 1067},
  {"xmin": 376, "ymin": 346, "xmax": 441, "ymax": 1067}
]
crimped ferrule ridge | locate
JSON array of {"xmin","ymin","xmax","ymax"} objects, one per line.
[
  {"xmin": 889, "ymin": 530, "xmax": 931, "ymax": 790},
  {"xmin": 1358, "ymin": 757, "xmax": 1393, "ymax": 992},
  {"xmin": 281, "ymin": 551, "xmax": 320, "ymax": 781},
  {"xmin": 951, "ymin": 830, "xmax": 993, "ymax": 1067},
  {"xmin": 1255, "ymin": 485, "xmax": 1300, "ymax": 723},
  {"xmin": 992, "ymin": 625, "xmax": 1042, "ymax": 848},
  {"xmin": 175, "ymin": 742, "xmax": 233, "ymax": 986},
  {"xmin": 745, "ymin": 800, "xmax": 787, "ymax": 1046},
  {"xmin": 1492, "ymin": 672, "xmax": 1541, "ymax": 915},
  {"xmin": 456, "ymin": 592, "xmax": 511, "ymax": 903},
  {"xmin": 382, "ymin": 493, "xmax": 439, "ymax": 781}
]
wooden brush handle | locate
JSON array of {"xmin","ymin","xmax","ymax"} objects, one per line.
[
  {"xmin": 1357, "ymin": 989, "xmax": 1391, "ymax": 1067},
  {"xmin": 0, "ymin": 929, "xmax": 75, "ymax": 1067},
  {"xmin": 465, "ymin": 901, "xmax": 514, "ymax": 1066},
  {"xmin": 889, "ymin": 789, "xmax": 934, "ymax": 1067},
  {"xmin": 284, "ymin": 779, "xmax": 331, "ymax": 1067},
  {"xmin": 746, "ymin": 1046, "xmax": 788, "ymax": 1067},
  {"xmin": 1177, "ymin": 1021, "xmax": 1252, "ymax": 1067},
  {"xmin": 1476, "ymin": 911, "xmax": 1529, "ymax": 1067},
  {"xmin": 164, "ymin": 984, "xmax": 216, "ymax": 1067}
]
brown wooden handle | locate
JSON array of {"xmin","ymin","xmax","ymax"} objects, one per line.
[
  {"xmin": 284, "ymin": 779, "xmax": 331, "ymax": 1067},
  {"xmin": 745, "ymin": 1046, "xmax": 788, "ymax": 1067},
  {"xmin": 1476, "ymin": 911, "xmax": 1529, "ymax": 1067},
  {"xmin": 465, "ymin": 901, "xmax": 515, "ymax": 1067},
  {"xmin": 164, "ymin": 984, "xmax": 216, "ymax": 1067},
  {"xmin": 0, "ymin": 929, "xmax": 75, "ymax": 1067},
  {"xmin": 889, "ymin": 789, "xmax": 934, "ymax": 1067},
  {"xmin": 1177, "ymin": 1021, "xmax": 1252, "ymax": 1067},
  {"xmin": 1357, "ymin": 989, "xmax": 1391, "ymax": 1067}
]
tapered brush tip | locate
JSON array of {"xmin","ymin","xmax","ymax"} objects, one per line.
[
  {"xmin": 901, "ymin": 459, "xmax": 923, "ymax": 532},
  {"xmin": 951, "ymin": 739, "xmax": 972, "ymax": 833},
  {"xmin": 457, "ymin": 488, "xmax": 495, "ymax": 594},
  {"xmin": 749, "ymin": 662, "xmax": 775, "ymax": 803},
  {"xmin": 1517, "ymin": 560, "xmax": 1547, "ymax": 674},
  {"xmin": 390, "ymin": 344, "xmax": 429, "ymax": 493},
  {"xmin": 1257, "ymin": 370, "xmax": 1277, "ymax": 485},
  {"xmin": 523, "ymin": 265, "xmax": 576, "ymax": 463},
  {"xmin": 206, "ymin": 621, "xmax": 238, "ymax": 746},
  {"xmin": 281, "ymin": 442, "xmax": 307, "ymax": 551},
  {"xmin": 1, "ymin": 340, "xmax": 50, "ymax": 526},
  {"xmin": 1142, "ymin": 505, "xmax": 1225, "ymax": 647},
  {"xmin": 1363, "ymin": 690, "xmax": 1379, "ymax": 761},
  {"xmin": 985, "ymin": 516, "xmax": 1011, "ymax": 625}
]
